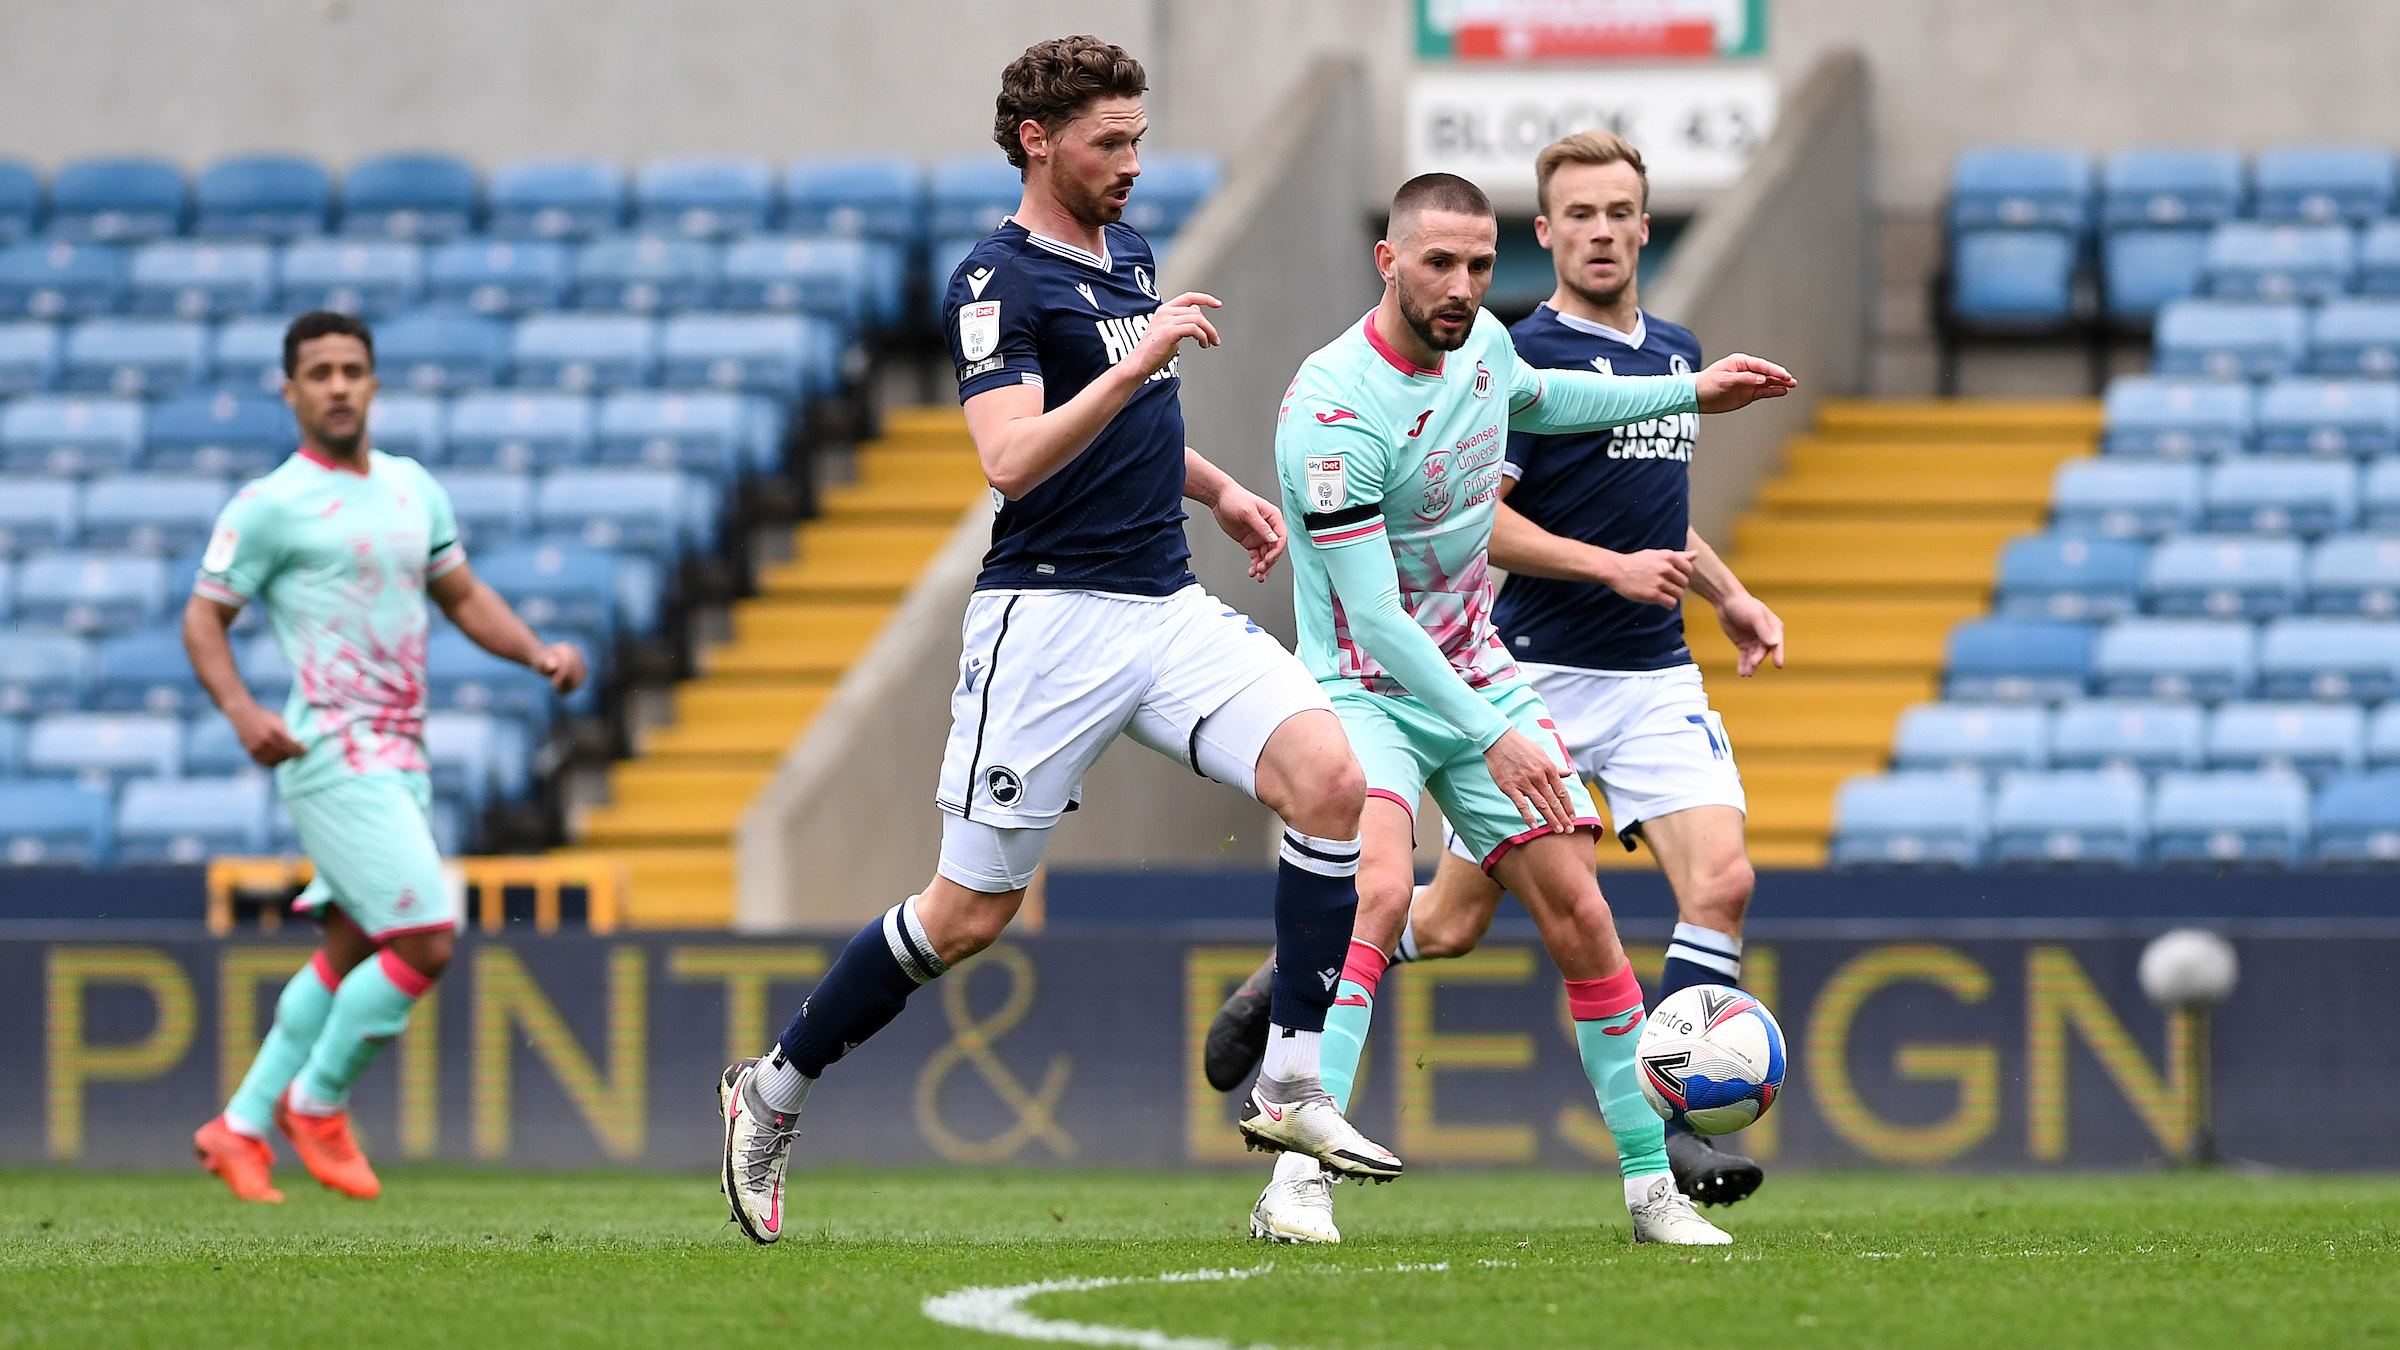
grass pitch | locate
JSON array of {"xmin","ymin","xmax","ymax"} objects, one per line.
[{"xmin": 2, "ymin": 1168, "xmax": 2394, "ymax": 1349}]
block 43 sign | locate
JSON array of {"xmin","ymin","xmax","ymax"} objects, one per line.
[{"xmin": 1418, "ymin": 0, "xmax": 1769, "ymax": 61}]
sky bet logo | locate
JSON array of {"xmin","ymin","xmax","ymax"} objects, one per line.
[{"xmin": 1096, "ymin": 310, "xmax": 1177, "ymax": 382}]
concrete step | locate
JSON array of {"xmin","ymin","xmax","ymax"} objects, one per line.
[
  {"xmin": 1815, "ymin": 398, "xmax": 2103, "ymax": 441},
  {"xmin": 555, "ymin": 847, "xmax": 734, "ymax": 929},
  {"xmin": 1686, "ymin": 596, "xmax": 1978, "ymax": 676}
]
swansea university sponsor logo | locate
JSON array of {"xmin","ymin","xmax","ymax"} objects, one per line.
[{"xmin": 1095, "ymin": 310, "xmax": 1176, "ymax": 382}]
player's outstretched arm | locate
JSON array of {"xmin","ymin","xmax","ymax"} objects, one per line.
[
  {"xmin": 1184, "ymin": 447, "xmax": 1286, "ymax": 581},
  {"xmin": 429, "ymin": 563, "xmax": 587, "ymax": 694},
  {"xmin": 967, "ymin": 291, "xmax": 1222, "ymax": 499},
  {"xmin": 1685, "ymin": 528, "xmax": 1785, "ymax": 676},
  {"xmin": 181, "ymin": 594, "xmax": 304, "ymax": 767}
]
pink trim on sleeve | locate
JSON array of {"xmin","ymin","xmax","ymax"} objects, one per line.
[
  {"xmin": 425, "ymin": 541, "xmax": 467, "ymax": 579},
  {"xmin": 192, "ymin": 578, "xmax": 248, "ymax": 608}
]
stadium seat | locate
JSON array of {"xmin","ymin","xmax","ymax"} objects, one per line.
[
  {"xmin": 1122, "ymin": 155, "xmax": 1220, "ymax": 240},
  {"xmin": 1996, "ymin": 533, "xmax": 2146, "ymax": 619},
  {"xmin": 1943, "ymin": 618, "xmax": 2095, "ymax": 701},
  {"xmin": 0, "ymin": 162, "xmax": 39, "ymax": 242},
  {"xmin": 932, "ymin": 157, "xmax": 1028, "ymax": 239},
  {"xmin": 424, "ymin": 708, "xmax": 501, "ymax": 812},
  {"xmin": 48, "ymin": 157, "xmax": 186, "ymax": 242},
  {"xmin": 90, "ymin": 628, "xmax": 204, "ymax": 713},
  {"xmin": 2307, "ymin": 299, "xmax": 2400, "ymax": 377},
  {"xmin": 537, "ymin": 469, "xmax": 686, "ymax": 556},
  {"xmin": 2206, "ymin": 701, "xmax": 2364, "ymax": 780},
  {"xmin": 426, "ymin": 627, "xmax": 556, "ymax": 720},
  {"xmin": 472, "ymin": 542, "xmax": 621, "ymax": 645},
  {"xmin": 114, "ymin": 776, "xmax": 270, "ymax": 863},
  {"xmin": 62, "ymin": 318, "xmax": 209, "ymax": 396},
  {"xmin": 181, "ymin": 715, "xmax": 251, "ymax": 776},
  {"xmin": 2257, "ymin": 616, "xmax": 2400, "ymax": 701},
  {"xmin": 144, "ymin": 391, "xmax": 297, "ymax": 474},
  {"xmin": 2373, "ymin": 705, "xmax": 2400, "ymax": 768},
  {"xmin": 432, "ymin": 470, "xmax": 534, "ymax": 547},
  {"xmin": 341, "ymin": 153, "xmax": 478, "ymax": 240},
  {"xmin": 2255, "ymin": 378, "xmax": 2400, "ymax": 458},
  {"xmin": 2152, "ymin": 300, "xmax": 2308, "ymax": 378},
  {"xmin": 488, "ymin": 159, "xmax": 627, "ymax": 240},
  {"xmin": 2150, "ymin": 769, "xmax": 2311, "ymax": 865},
  {"xmin": 1891, "ymin": 703, "xmax": 2048, "ymax": 774},
  {"xmin": 635, "ymin": 158, "xmax": 775, "ymax": 238},
  {"xmin": 2312, "ymin": 769, "xmax": 2400, "ymax": 864},
  {"xmin": 0, "ymin": 396, "xmax": 145, "ymax": 476},
  {"xmin": 1989, "ymin": 769, "xmax": 2147, "ymax": 866},
  {"xmin": 0, "ymin": 718, "xmax": 20, "ymax": 776},
  {"xmin": 0, "ymin": 782, "xmax": 113, "ymax": 866},
  {"xmin": 444, "ymin": 392, "xmax": 594, "ymax": 469},
  {"xmin": 0, "ymin": 633, "xmax": 89, "ymax": 713},
  {"xmin": 2306, "ymin": 534, "xmax": 2400, "ymax": 615},
  {"xmin": 1828, "ymin": 771, "xmax": 1987, "ymax": 867},
  {"xmin": 78, "ymin": 477, "xmax": 231, "ymax": 555},
  {"xmin": 573, "ymin": 234, "xmax": 718, "ymax": 313},
  {"xmin": 719, "ymin": 236, "xmax": 872, "ymax": 323},
  {"xmin": 595, "ymin": 390, "xmax": 748, "ymax": 475},
  {"xmin": 2049, "ymin": 699, "xmax": 2206, "ymax": 773},
  {"xmin": 2100, "ymin": 229, "xmax": 2209, "ymax": 323},
  {"xmin": 374, "ymin": 311, "xmax": 509, "ymax": 392},
  {"xmin": 2098, "ymin": 377, "xmax": 2250, "ymax": 460},
  {"xmin": 2356, "ymin": 223, "xmax": 2400, "ymax": 298},
  {"xmin": 276, "ymin": 239, "xmax": 422, "ymax": 316},
  {"xmin": 510, "ymin": 314, "xmax": 657, "ymax": 392},
  {"xmin": 1949, "ymin": 147, "xmax": 2093, "ymax": 231},
  {"xmin": 14, "ymin": 553, "xmax": 168, "ymax": 633},
  {"xmin": 2201, "ymin": 222, "xmax": 2353, "ymax": 302},
  {"xmin": 2366, "ymin": 461, "xmax": 2400, "ymax": 531},
  {"xmin": 425, "ymin": 238, "xmax": 570, "ymax": 314},
  {"xmin": 2051, "ymin": 458, "xmax": 2202, "ymax": 536},
  {"xmin": 195, "ymin": 155, "xmax": 332, "ymax": 240},
  {"xmin": 0, "ymin": 479, "xmax": 77, "ymax": 554},
  {"xmin": 659, "ymin": 314, "xmax": 814, "ymax": 395},
  {"xmin": 127, "ymin": 241, "xmax": 276, "ymax": 319},
  {"xmin": 25, "ymin": 712, "xmax": 181, "ymax": 786},
  {"xmin": 2252, "ymin": 145, "xmax": 2396, "ymax": 223},
  {"xmin": 236, "ymin": 633, "xmax": 289, "ymax": 707},
  {"xmin": 0, "ymin": 320, "xmax": 60, "ymax": 394},
  {"xmin": 2142, "ymin": 534, "xmax": 2304, "ymax": 617},
  {"xmin": 2101, "ymin": 148, "xmax": 2245, "ymax": 228},
  {"xmin": 0, "ymin": 240, "xmax": 124, "ymax": 319},
  {"xmin": 1949, "ymin": 229, "xmax": 2080, "ymax": 324},
  {"xmin": 208, "ymin": 314, "xmax": 295, "ymax": 396},
  {"xmin": 2091, "ymin": 617, "xmax": 2256, "ymax": 700},
  {"xmin": 2202, "ymin": 458, "xmax": 2356, "ymax": 536},
  {"xmin": 365, "ymin": 392, "xmax": 444, "ymax": 463},
  {"xmin": 784, "ymin": 156, "xmax": 922, "ymax": 240}
]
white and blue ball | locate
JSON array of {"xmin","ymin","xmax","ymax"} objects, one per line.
[{"xmin": 1635, "ymin": 984, "xmax": 1786, "ymax": 1136}]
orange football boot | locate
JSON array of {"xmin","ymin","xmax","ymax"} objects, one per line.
[
  {"xmin": 274, "ymin": 1089, "xmax": 381, "ymax": 1199},
  {"xmin": 194, "ymin": 1115, "xmax": 284, "ymax": 1203}
]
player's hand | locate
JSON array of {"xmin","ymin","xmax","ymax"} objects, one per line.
[
  {"xmin": 1713, "ymin": 592, "xmax": 1786, "ymax": 677},
  {"xmin": 1128, "ymin": 292, "xmax": 1222, "ymax": 378},
  {"xmin": 1601, "ymin": 548, "xmax": 1696, "ymax": 607},
  {"xmin": 1694, "ymin": 354, "xmax": 1797, "ymax": 413},
  {"xmin": 1212, "ymin": 484, "xmax": 1288, "ymax": 581},
  {"xmin": 533, "ymin": 641, "xmax": 587, "ymax": 694},
  {"xmin": 232, "ymin": 705, "xmax": 306, "ymax": 768},
  {"xmin": 1484, "ymin": 728, "xmax": 1580, "ymax": 834}
]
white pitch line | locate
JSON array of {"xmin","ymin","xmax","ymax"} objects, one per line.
[{"xmin": 922, "ymin": 1263, "xmax": 1296, "ymax": 1349}]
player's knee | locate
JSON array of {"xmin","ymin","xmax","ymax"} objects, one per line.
[
  {"xmin": 389, "ymin": 928, "xmax": 453, "ymax": 982},
  {"xmin": 1285, "ymin": 754, "xmax": 1366, "ymax": 839},
  {"xmin": 1686, "ymin": 852, "xmax": 1754, "ymax": 932},
  {"xmin": 1355, "ymin": 870, "xmax": 1413, "ymax": 928},
  {"xmin": 1413, "ymin": 902, "xmax": 1485, "ymax": 960}
]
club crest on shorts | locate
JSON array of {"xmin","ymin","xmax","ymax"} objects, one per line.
[
  {"xmin": 958, "ymin": 301, "xmax": 1001, "ymax": 362},
  {"xmin": 1472, "ymin": 361, "xmax": 1494, "ymax": 398},
  {"xmin": 984, "ymin": 766, "xmax": 1024, "ymax": 807}
]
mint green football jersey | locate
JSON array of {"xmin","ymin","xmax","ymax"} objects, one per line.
[{"xmin": 195, "ymin": 447, "xmax": 463, "ymax": 801}]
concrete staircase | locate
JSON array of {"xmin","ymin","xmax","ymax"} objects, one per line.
[{"xmin": 558, "ymin": 407, "xmax": 986, "ymax": 926}]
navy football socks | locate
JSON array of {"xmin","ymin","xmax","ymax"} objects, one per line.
[
  {"xmin": 1265, "ymin": 830, "xmax": 1361, "ymax": 1037},
  {"xmin": 773, "ymin": 898, "xmax": 947, "ymax": 1080}
]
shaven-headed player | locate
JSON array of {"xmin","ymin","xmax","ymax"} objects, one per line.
[
  {"xmin": 1246, "ymin": 172, "xmax": 1793, "ymax": 1246},
  {"xmin": 715, "ymin": 36, "xmax": 1396, "ymax": 1246},
  {"xmin": 189, "ymin": 312, "xmax": 586, "ymax": 1203}
]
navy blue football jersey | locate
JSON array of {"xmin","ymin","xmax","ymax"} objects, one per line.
[
  {"xmin": 942, "ymin": 220, "xmax": 1193, "ymax": 596},
  {"xmin": 1490, "ymin": 305, "xmax": 1703, "ymax": 671}
]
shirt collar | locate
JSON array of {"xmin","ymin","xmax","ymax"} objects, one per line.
[
  {"xmin": 297, "ymin": 444, "xmax": 372, "ymax": 477},
  {"xmin": 1361, "ymin": 311, "xmax": 1444, "ymax": 378},
  {"xmin": 1545, "ymin": 304, "xmax": 1647, "ymax": 349},
  {"xmin": 1011, "ymin": 218, "xmax": 1113, "ymax": 272}
]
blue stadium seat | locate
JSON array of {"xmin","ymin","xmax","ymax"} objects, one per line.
[
  {"xmin": 2102, "ymin": 149, "xmax": 2245, "ymax": 228},
  {"xmin": 1989, "ymin": 769, "xmax": 2147, "ymax": 867},
  {"xmin": 2051, "ymin": 458, "xmax": 2202, "ymax": 535},
  {"xmin": 0, "ymin": 718, "xmax": 20, "ymax": 775},
  {"xmin": 2255, "ymin": 378, "xmax": 2400, "ymax": 458},
  {"xmin": 49, "ymin": 157, "xmax": 186, "ymax": 242},
  {"xmin": 90, "ymin": 629, "xmax": 203, "ymax": 713},
  {"xmin": 0, "ymin": 320, "xmax": 60, "ymax": 394},
  {"xmin": 374, "ymin": 311, "xmax": 508, "ymax": 392},
  {"xmin": 196, "ymin": 155, "xmax": 331, "ymax": 241},
  {"xmin": 276, "ymin": 239, "xmax": 422, "ymax": 317},
  {"xmin": 79, "ymin": 477, "xmax": 231, "ymax": 555},
  {"xmin": 2312, "ymin": 769, "xmax": 2400, "ymax": 865},
  {"xmin": 432, "ymin": 470, "xmax": 534, "ymax": 548},
  {"xmin": 365, "ymin": 392, "xmax": 444, "ymax": 462},
  {"xmin": 472, "ymin": 542, "xmax": 621, "ymax": 646},
  {"xmin": 659, "ymin": 314, "xmax": 813, "ymax": 395},
  {"xmin": 0, "ymin": 479, "xmax": 76, "ymax": 555},
  {"xmin": 2049, "ymin": 699, "xmax": 2205, "ymax": 773},
  {"xmin": 2099, "ymin": 378, "xmax": 2250, "ymax": 460},
  {"xmin": 0, "ymin": 633, "xmax": 89, "ymax": 713},
  {"xmin": 932, "ymin": 157, "xmax": 1027, "ymax": 239},
  {"xmin": 444, "ymin": 392, "xmax": 594, "ymax": 470},
  {"xmin": 424, "ymin": 708, "xmax": 504, "ymax": 812},
  {"xmin": 2150, "ymin": 770, "xmax": 2310, "ymax": 865},
  {"xmin": 115, "ymin": 776, "xmax": 270, "ymax": 863},
  {"xmin": 2091, "ymin": 617, "xmax": 2255, "ymax": 700},
  {"xmin": 14, "ymin": 553, "xmax": 168, "ymax": 633},
  {"xmin": 127, "ymin": 241, "xmax": 276, "ymax": 319},
  {"xmin": 2366, "ymin": 462, "xmax": 2400, "ymax": 532},
  {"xmin": 0, "ymin": 162, "xmax": 39, "ymax": 242},
  {"xmin": 2307, "ymin": 299, "xmax": 2400, "ymax": 377},
  {"xmin": 425, "ymin": 238, "xmax": 569, "ymax": 314},
  {"xmin": 573, "ymin": 234, "xmax": 718, "ymax": 313},
  {"xmin": 719, "ymin": 236, "xmax": 871, "ymax": 322},
  {"xmin": 341, "ymin": 153, "xmax": 478, "ymax": 240},
  {"xmin": 595, "ymin": 390, "xmax": 748, "ymax": 474},
  {"xmin": 0, "ymin": 396, "xmax": 145, "ymax": 476},
  {"xmin": 0, "ymin": 782, "xmax": 113, "ymax": 867},
  {"xmin": 1943, "ymin": 618, "xmax": 2095, "ymax": 701},
  {"xmin": 1996, "ymin": 533, "xmax": 2146, "ymax": 619},
  {"xmin": 0, "ymin": 240, "xmax": 124, "ymax": 319},
  {"xmin": 1949, "ymin": 148, "xmax": 2092, "ymax": 231},
  {"xmin": 1950, "ymin": 229, "xmax": 2079, "ymax": 324},
  {"xmin": 510, "ymin": 314, "xmax": 657, "ymax": 392},
  {"xmin": 2100, "ymin": 229, "xmax": 2209, "ymax": 323},
  {"xmin": 2152, "ymin": 300, "xmax": 2308, "ymax": 379},
  {"xmin": 2357, "ymin": 223, "xmax": 2400, "ymax": 298},
  {"xmin": 236, "ymin": 633, "xmax": 289, "ymax": 707},
  {"xmin": 2374, "ymin": 705, "xmax": 2400, "ymax": 768},
  {"xmin": 181, "ymin": 715, "xmax": 251, "ymax": 776},
  {"xmin": 2202, "ymin": 222, "xmax": 2353, "ymax": 302},
  {"xmin": 1891, "ymin": 703, "xmax": 2048, "ymax": 774},
  {"xmin": 208, "ymin": 314, "xmax": 295, "ymax": 395},
  {"xmin": 1828, "ymin": 771, "xmax": 1987, "ymax": 868},
  {"xmin": 25, "ymin": 712, "xmax": 180, "ymax": 786},
  {"xmin": 2206, "ymin": 702, "xmax": 2364, "ymax": 781},
  {"xmin": 2306, "ymin": 534, "xmax": 2400, "ymax": 615},
  {"xmin": 425, "ymin": 627, "xmax": 555, "ymax": 720},
  {"xmin": 927, "ymin": 234, "xmax": 978, "ymax": 312},
  {"xmin": 2202, "ymin": 459, "xmax": 2356, "ymax": 536},
  {"xmin": 784, "ymin": 156, "xmax": 922, "ymax": 241},
  {"xmin": 144, "ymin": 391, "xmax": 297, "ymax": 474},
  {"xmin": 2257, "ymin": 616, "xmax": 2400, "ymax": 702},
  {"xmin": 1123, "ymin": 155, "xmax": 1220, "ymax": 240},
  {"xmin": 2252, "ymin": 145, "xmax": 2396, "ymax": 224},
  {"xmin": 537, "ymin": 469, "xmax": 686, "ymax": 557},
  {"xmin": 2142, "ymin": 534, "xmax": 2304, "ymax": 617},
  {"xmin": 488, "ymin": 159, "xmax": 626, "ymax": 240},
  {"xmin": 635, "ymin": 159, "xmax": 774, "ymax": 238},
  {"xmin": 62, "ymin": 318, "xmax": 209, "ymax": 396}
]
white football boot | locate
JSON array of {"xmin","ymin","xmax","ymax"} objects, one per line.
[
  {"xmin": 1237, "ymin": 1072, "xmax": 1403, "ymax": 1181},
  {"xmin": 718, "ymin": 1058, "xmax": 801, "ymax": 1245},
  {"xmin": 1250, "ymin": 1158, "xmax": 1341, "ymax": 1244},
  {"xmin": 1628, "ymin": 1173, "xmax": 1734, "ymax": 1245}
]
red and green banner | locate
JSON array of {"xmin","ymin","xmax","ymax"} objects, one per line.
[{"xmin": 1417, "ymin": 0, "xmax": 1770, "ymax": 62}]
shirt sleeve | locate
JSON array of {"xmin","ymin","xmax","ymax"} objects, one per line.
[
  {"xmin": 192, "ymin": 487, "xmax": 283, "ymax": 610},
  {"xmin": 1508, "ymin": 364, "xmax": 1698, "ymax": 435},
  {"xmin": 1501, "ymin": 428, "xmax": 1537, "ymax": 482},
  {"xmin": 945, "ymin": 258, "xmax": 1046, "ymax": 402},
  {"xmin": 420, "ymin": 469, "xmax": 466, "ymax": 580}
]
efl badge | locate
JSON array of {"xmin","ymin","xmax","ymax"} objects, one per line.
[
  {"xmin": 1472, "ymin": 361, "xmax": 1494, "ymax": 398},
  {"xmin": 959, "ymin": 301, "xmax": 1001, "ymax": 361},
  {"xmin": 202, "ymin": 524, "xmax": 240, "ymax": 573},
  {"xmin": 1305, "ymin": 456, "xmax": 1346, "ymax": 512}
]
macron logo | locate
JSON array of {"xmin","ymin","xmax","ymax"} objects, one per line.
[
  {"xmin": 1315, "ymin": 409, "xmax": 1359, "ymax": 424},
  {"xmin": 1318, "ymin": 966, "xmax": 1340, "ymax": 991},
  {"xmin": 966, "ymin": 268, "xmax": 995, "ymax": 299}
]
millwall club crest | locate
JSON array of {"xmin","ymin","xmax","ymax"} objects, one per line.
[
  {"xmin": 1591, "ymin": 355, "xmax": 1615, "ymax": 375},
  {"xmin": 1134, "ymin": 266, "xmax": 1157, "ymax": 299},
  {"xmin": 959, "ymin": 301, "xmax": 1001, "ymax": 361},
  {"xmin": 1471, "ymin": 361, "xmax": 1494, "ymax": 398},
  {"xmin": 1670, "ymin": 354, "xmax": 1692, "ymax": 375}
]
